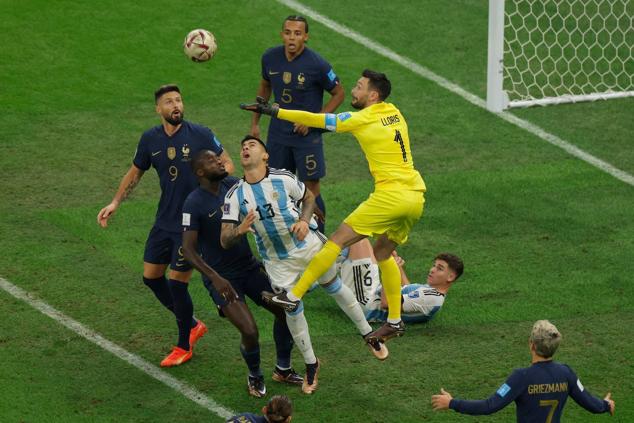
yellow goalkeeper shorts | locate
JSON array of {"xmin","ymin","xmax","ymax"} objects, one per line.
[{"xmin": 344, "ymin": 189, "xmax": 425, "ymax": 245}]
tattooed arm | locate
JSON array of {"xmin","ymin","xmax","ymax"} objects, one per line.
[{"xmin": 97, "ymin": 164, "xmax": 145, "ymax": 227}]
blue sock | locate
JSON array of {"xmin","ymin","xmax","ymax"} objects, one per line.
[
  {"xmin": 168, "ymin": 279, "xmax": 193, "ymax": 350},
  {"xmin": 240, "ymin": 344, "xmax": 262, "ymax": 377},
  {"xmin": 315, "ymin": 194, "xmax": 326, "ymax": 233},
  {"xmin": 273, "ymin": 318, "xmax": 293, "ymax": 370},
  {"xmin": 143, "ymin": 276, "xmax": 174, "ymax": 313}
]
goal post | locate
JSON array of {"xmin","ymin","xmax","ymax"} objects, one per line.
[{"xmin": 486, "ymin": 0, "xmax": 634, "ymax": 112}]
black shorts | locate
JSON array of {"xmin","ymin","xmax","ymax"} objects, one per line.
[
  {"xmin": 266, "ymin": 139, "xmax": 326, "ymax": 181},
  {"xmin": 143, "ymin": 225, "xmax": 192, "ymax": 272},
  {"xmin": 202, "ymin": 264, "xmax": 272, "ymax": 308}
]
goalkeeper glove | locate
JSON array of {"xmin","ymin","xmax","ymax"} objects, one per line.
[{"xmin": 240, "ymin": 96, "xmax": 279, "ymax": 117}]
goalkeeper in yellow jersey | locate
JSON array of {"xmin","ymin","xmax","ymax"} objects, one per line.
[{"xmin": 240, "ymin": 69, "xmax": 426, "ymax": 344}]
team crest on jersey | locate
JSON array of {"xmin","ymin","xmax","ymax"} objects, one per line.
[
  {"xmin": 167, "ymin": 147, "xmax": 176, "ymax": 160},
  {"xmin": 181, "ymin": 144, "xmax": 190, "ymax": 161},
  {"xmin": 297, "ymin": 72, "xmax": 305, "ymax": 85},
  {"xmin": 271, "ymin": 191, "xmax": 280, "ymax": 201},
  {"xmin": 283, "ymin": 72, "xmax": 292, "ymax": 84}
]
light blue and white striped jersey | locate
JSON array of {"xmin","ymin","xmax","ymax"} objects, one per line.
[
  {"xmin": 356, "ymin": 280, "xmax": 444, "ymax": 324},
  {"xmin": 222, "ymin": 168, "xmax": 317, "ymax": 260}
]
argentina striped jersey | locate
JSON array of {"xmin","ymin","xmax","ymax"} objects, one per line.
[{"xmin": 222, "ymin": 168, "xmax": 317, "ymax": 260}]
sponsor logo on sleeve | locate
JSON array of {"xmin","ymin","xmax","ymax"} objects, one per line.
[
  {"xmin": 182, "ymin": 213, "xmax": 191, "ymax": 226},
  {"xmin": 327, "ymin": 69, "xmax": 337, "ymax": 81},
  {"xmin": 496, "ymin": 383, "xmax": 511, "ymax": 397},
  {"xmin": 337, "ymin": 112, "xmax": 352, "ymax": 122},
  {"xmin": 223, "ymin": 203, "xmax": 231, "ymax": 214},
  {"xmin": 577, "ymin": 379, "xmax": 584, "ymax": 392}
]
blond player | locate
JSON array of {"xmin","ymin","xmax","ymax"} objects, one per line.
[{"xmin": 241, "ymin": 69, "xmax": 426, "ymax": 344}]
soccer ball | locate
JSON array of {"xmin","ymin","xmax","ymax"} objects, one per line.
[{"xmin": 183, "ymin": 29, "xmax": 217, "ymax": 62}]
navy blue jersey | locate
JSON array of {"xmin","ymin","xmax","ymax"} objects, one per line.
[
  {"xmin": 133, "ymin": 121, "xmax": 224, "ymax": 232},
  {"xmin": 450, "ymin": 361, "xmax": 610, "ymax": 422},
  {"xmin": 225, "ymin": 413, "xmax": 266, "ymax": 423},
  {"xmin": 182, "ymin": 177, "xmax": 258, "ymax": 279},
  {"xmin": 261, "ymin": 46, "xmax": 339, "ymax": 146}
]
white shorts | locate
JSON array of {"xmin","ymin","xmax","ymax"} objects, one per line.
[{"xmin": 263, "ymin": 230, "xmax": 337, "ymax": 291}]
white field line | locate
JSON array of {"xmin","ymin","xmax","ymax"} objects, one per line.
[
  {"xmin": 0, "ymin": 276, "xmax": 235, "ymax": 421},
  {"xmin": 276, "ymin": 0, "xmax": 634, "ymax": 187}
]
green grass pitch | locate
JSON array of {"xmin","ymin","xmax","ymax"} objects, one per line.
[{"xmin": 0, "ymin": 0, "xmax": 632, "ymax": 421}]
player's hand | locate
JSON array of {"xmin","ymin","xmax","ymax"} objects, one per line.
[
  {"xmin": 213, "ymin": 276, "xmax": 239, "ymax": 304},
  {"xmin": 290, "ymin": 219, "xmax": 309, "ymax": 241},
  {"xmin": 97, "ymin": 202, "xmax": 118, "ymax": 228},
  {"xmin": 293, "ymin": 123, "xmax": 309, "ymax": 136},
  {"xmin": 392, "ymin": 251, "xmax": 405, "ymax": 267},
  {"xmin": 238, "ymin": 210, "xmax": 257, "ymax": 235},
  {"xmin": 431, "ymin": 388, "xmax": 453, "ymax": 411},
  {"xmin": 604, "ymin": 392, "xmax": 615, "ymax": 415},
  {"xmin": 240, "ymin": 96, "xmax": 279, "ymax": 117}
]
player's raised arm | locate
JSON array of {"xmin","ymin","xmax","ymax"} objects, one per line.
[
  {"xmin": 220, "ymin": 210, "xmax": 257, "ymax": 249},
  {"xmin": 240, "ymin": 97, "xmax": 360, "ymax": 134},
  {"xmin": 97, "ymin": 164, "xmax": 145, "ymax": 227},
  {"xmin": 250, "ymin": 79, "xmax": 272, "ymax": 139}
]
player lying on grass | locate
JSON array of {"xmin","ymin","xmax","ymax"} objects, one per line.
[
  {"xmin": 182, "ymin": 149, "xmax": 301, "ymax": 398},
  {"xmin": 340, "ymin": 242, "xmax": 463, "ymax": 324},
  {"xmin": 431, "ymin": 320, "xmax": 616, "ymax": 422},
  {"xmin": 226, "ymin": 394, "xmax": 293, "ymax": 423},
  {"xmin": 220, "ymin": 136, "xmax": 388, "ymax": 394}
]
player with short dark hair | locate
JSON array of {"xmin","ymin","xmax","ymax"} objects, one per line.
[
  {"xmin": 250, "ymin": 15, "xmax": 345, "ymax": 233},
  {"xmin": 226, "ymin": 394, "xmax": 293, "ymax": 423},
  {"xmin": 181, "ymin": 149, "xmax": 301, "ymax": 397},
  {"xmin": 342, "ymin": 246, "xmax": 464, "ymax": 324},
  {"xmin": 97, "ymin": 85, "xmax": 234, "ymax": 367},
  {"xmin": 241, "ymin": 69, "xmax": 426, "ymax": 346},
  {"xmin": 220, "ymin": 136, "xmax": 387, "ymax": 395},
  {"xmin": 431, "ymin": 320, "xmax": 616, "ymax": 422}
]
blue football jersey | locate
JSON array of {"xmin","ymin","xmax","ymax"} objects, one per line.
[
  {"xmin": 261, "ymin": 46, "xmax": 339, "ymax": 146},
  {"xmin": 182, "ymin": 177, "xmax": 258, "ymax": 280},
  {"xmin": 450, "ymin": 361, "xmax": 610, "ymax": 422},
  {"xmin": 133, "ymin": 121, "xmax": 224, "ymax": 232}
]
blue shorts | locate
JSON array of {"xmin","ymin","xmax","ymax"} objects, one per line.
[
  {"xmin": 202, "ymin": 264, "xmax": 272, "ymax": 309},
  {"xmin": 143, "ymin": 225, "xmax": 192, "ymax": 272},
  {"xmin": 267, "ymin": 138, "xmax": 326, "ymax": 181}
]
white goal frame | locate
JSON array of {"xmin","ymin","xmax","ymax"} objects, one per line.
[{"xmin": 487, "ymin": 0, "xmax": 634, "ymax": 112}]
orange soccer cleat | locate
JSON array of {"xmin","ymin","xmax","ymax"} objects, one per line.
[
  {"xmin": 160, "ymin": 346, "xmax": 192, "ymax": 367},
  {"xmin": 189, "ymin": 320, "xmax": 208, "ymax": 350}
]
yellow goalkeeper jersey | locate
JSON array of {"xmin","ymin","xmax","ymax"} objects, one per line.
[{"xmin": 278, "ymin": 102, "xmax": 426, "ymax": 192}]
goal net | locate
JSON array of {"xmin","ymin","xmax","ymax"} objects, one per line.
[{"xmin": 487, "ymin": 0, "xmax": 634, "ymax": 111}]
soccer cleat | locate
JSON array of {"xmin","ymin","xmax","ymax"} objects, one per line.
[
  {"xmin": 302, "ymin": 359, "xmax": 320, "ymax": 395},
  {"xmin": 189, "ymin": 320, "xmax": 208, "ymax": 350},
  {"xmin": 261, "ymin": 291, "xmax": 300, "ymax": 313},
  {"xmin": 363, "ymin": 334, "xmax": 389, "ymax": 361},
  {"xmin": 272, "ymin": 367, "xmax": 303, "ymax": 386},
  {"xmin": 160, "ymin": 346, "xmax": 192, "ymax": 367},
  {"xmin": 247, "ymin": 375, "xmax": 267, "ymax": 398},
  {"xmin": 366, "ymin": 320, "xmax": 405, "ymax": 343}
]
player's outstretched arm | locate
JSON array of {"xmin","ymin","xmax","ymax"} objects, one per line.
[
  {"xmin": 182, "ymin": 230, "xmax": 238, "ymax": 303},
  {"xmin": 97, "ymin": 164, "xmax": 144, "ymax": 227}
]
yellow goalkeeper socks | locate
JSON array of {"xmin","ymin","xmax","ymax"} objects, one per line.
[
  {"xmin": 377, "ymin": 256, "xmax": 402, "ymax": 322},
  {"xmin": 291, "ymin": 240, "xmax": 341, "ymax": 299}
]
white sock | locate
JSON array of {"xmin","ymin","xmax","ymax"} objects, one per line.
[
  {"xmin": 322, "ymin": 277, "xmax": 372, "ymax": 336},
  {"xmin": 285, "ymin": 306, "xmax": 317, "ymax": 365}
]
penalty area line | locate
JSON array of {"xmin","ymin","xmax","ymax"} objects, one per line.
[{"xmin": 0, "ymin": 276, "xmax": 235, "ymax": 420}]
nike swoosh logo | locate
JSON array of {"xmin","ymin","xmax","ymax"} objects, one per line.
[
  {"xmin": 271, "ymin": 297, "xmax": 297, "ymax": 306},
  {"xmin": 152, "ymin": 151, "xmax": 162, "ymax": 156},
  {"xmin": 269, "ymin": 71, "xmax": 279, "ymax": 75},
  {"xmin": 208, "ymin": 210, "xmax": 218, "ymax": 218}
]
